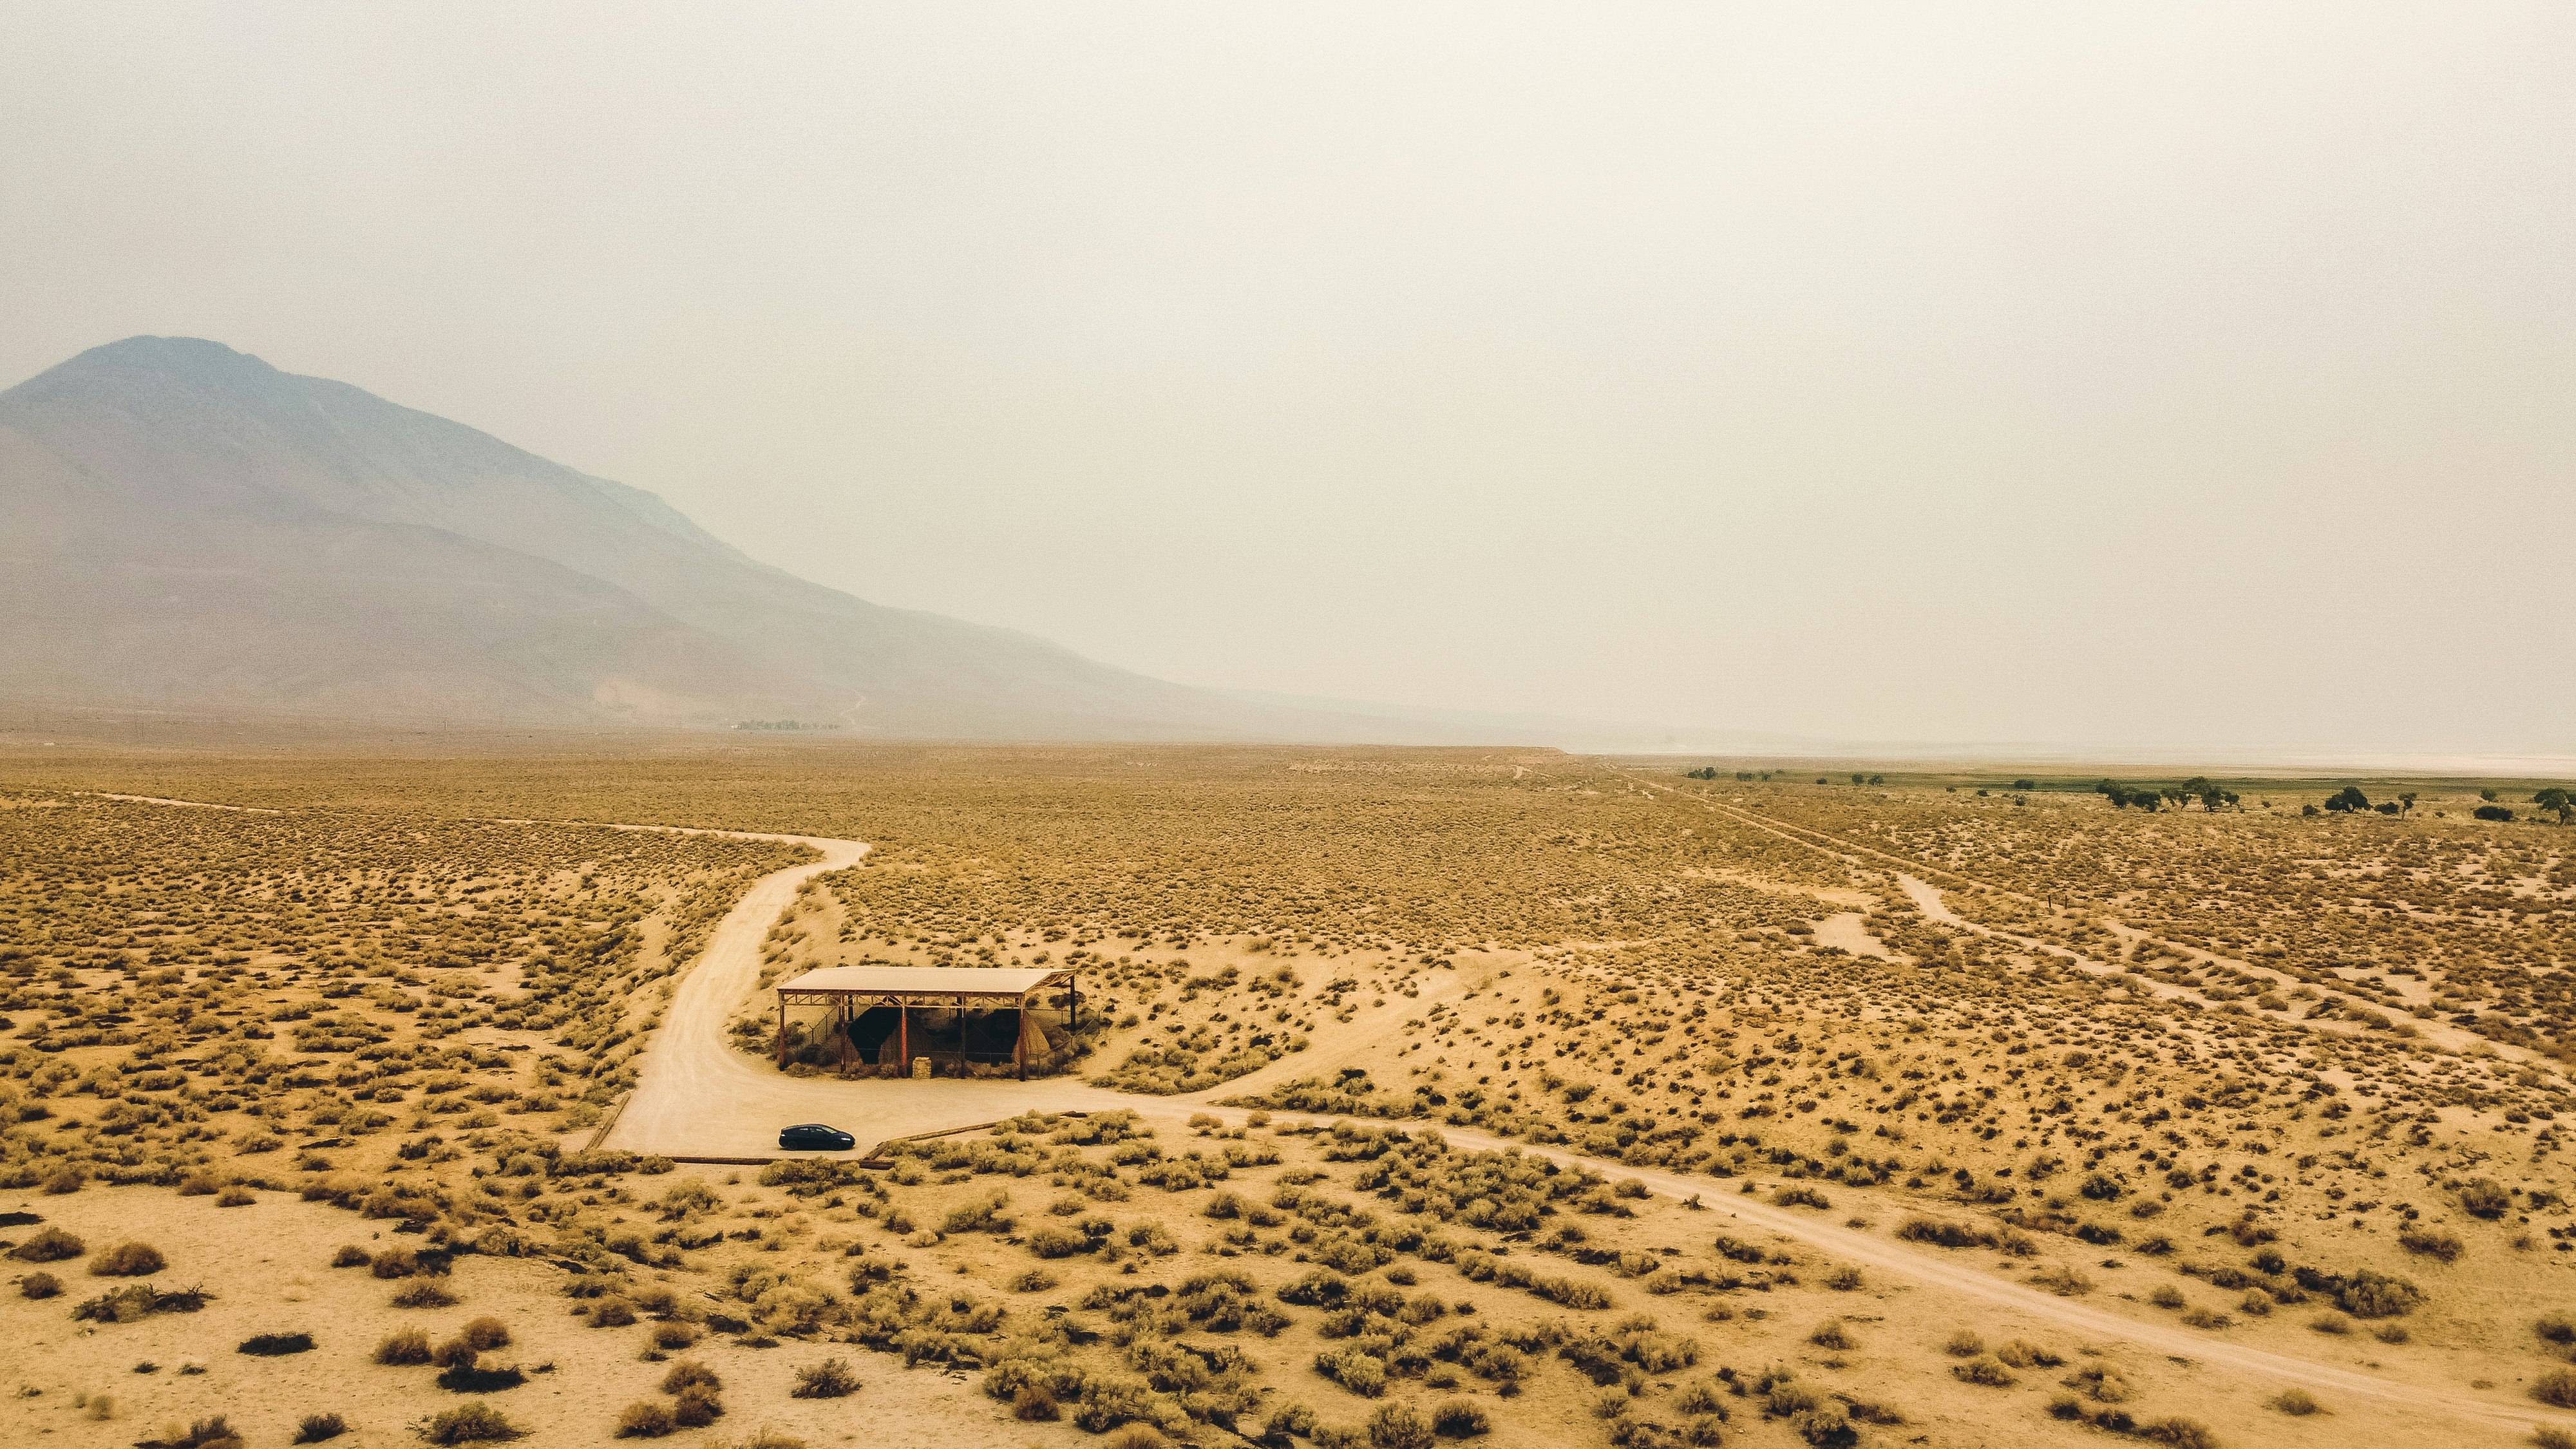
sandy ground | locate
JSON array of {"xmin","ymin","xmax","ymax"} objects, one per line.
[{"xmin": 1, "ymin": 1185, "xmax": 1079, "ymax": 1449}]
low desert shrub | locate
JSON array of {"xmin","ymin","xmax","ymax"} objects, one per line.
[
  {"xmin": 1430, "ymin": 1399, "xmax": 1491, "ymax": 1437},
  {"xmin": 392, "ymin": 1282, "xmax": 459, "ymax": 1309},
  {"xmin": 2534, "ymin": 1367, "xmax": 2576, "ymax": 1408},
  {"xmin": 421, "ymin": 1404, "xmax": 523, "ymax": 1444},
  {"xmin": 2135, "ymin": 1416, "xmax": 2219, "ymax": 1449},
  {"xmin": 672, "ymin": 1385, "xmax": 723, "ymax": 1428},
  {"xmin": 2269, "ymin": 1388, "xmax": 2321, "ymax": 1416},
  {"xmin": 239, "ymin": 1332, "xmax": 316, "ymax": 1356},
  {"xmin": 331, "ymin": 1245, "xmax": 371, "ymax": 1268},
  {"xmin": 93, "ymin": 1241, "xmax": 168, "ymax": 1277},
  {"xmin": 2398, "ymin": 1229, "xmax": 2463, "ymax": 1264},
  {"xmin": 1368, "ymin": 1401, "xmax": 1435, "ymax": 1449},
  {"xmin": 661, "ymin": 1361, "xmax": 721, "ymax": 1395},
  {"xmin": 375, "ymin": 1327, "xmax": 433, "ymax": 1365},
  {"xmin": 791, "ymin": 1358, "xmax": 858, "ymax": 1399},
  {"xmin": 616, "ymin": 1402, "xmax": 676, "ymax": 1439},
  {"xmin": 1952, "ymin": 1357, "xmax": 2015, "ymax": 1387},
  {"xmin": 12, "ymin": 1226, "xmax": 86, "ymax": 1262},
  {"xmin": 20, "ymin": 1270, "xmax": 61, "ymax": 1299},
  {"xmin": 292, "ymin": 1414, "xmax": 349, "ymax": 1443}
]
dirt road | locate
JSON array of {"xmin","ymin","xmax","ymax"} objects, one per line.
[{"xmin": 1622, "ymin": 775, "xmax": 2537, "ymax": 1066}]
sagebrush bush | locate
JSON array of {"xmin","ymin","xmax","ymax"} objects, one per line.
[
  {"xmin": 12, "ymin": 1226, "xmax": 86, "ymax": 1263},
  {"xmin": 421, "ymin": 1404, "xmax": 522, "ymax": 1444},
  {"xmin": 672, "ymin": 1385, "xmax": 723, "ymax": 1428},
  {"xmin": 660, "ymin": 1360, "xmax": 720, "ymax": 1395},
  {"xmin": 19, "ymin": 1270, "xmax": 61, "ymax": 1299},
  {"xmin": 293, "ymin": 1413, "xmax": 349, "ymax": 1443},
  {"xmin": 791, "ymin": 1358, "xmax": 858, "ymax": 1399},
  {"xmin": 1952, "ymin": 1357, "xmax": 2014, "ymax": 1387},
  {"xmin": 375, "ymin": 1327, "xmax": 433, "ymax": 1365},
  {"xmin": 590, "ymin": 1297, "xmax": 638, "ymax": 1327},
  {"xmin": 616, "ymin": 1401, "xmax": 676, "ymax": 1439},
  {"xmin": 91, "ymin": 1241, "xmax": 167, "ymax": 1277},
  {"xmin": 1430, "ymin": 1399, "xmax": 1490, "ymax": 1437}
]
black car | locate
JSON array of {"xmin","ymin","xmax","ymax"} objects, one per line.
[{"xmin": 779, "ymin": 1123, "xmax": 855, "ymax": 1151}]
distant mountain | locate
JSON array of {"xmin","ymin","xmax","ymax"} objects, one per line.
[{"xmin": 0, "ymin": 337, "xmax": 1446, "ymax": 739}]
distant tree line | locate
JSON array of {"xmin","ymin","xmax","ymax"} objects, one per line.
[
  {"xmin": 2096, "ymin": 777, "xmax": 2240, "ymax": 812},
  {"xmin": 732, "ymin": 719, "xmax": 841, "ymax": 732}
]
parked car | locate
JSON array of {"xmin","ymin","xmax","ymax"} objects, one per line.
[{"xmin": 778, "ymin": 1123, "xmax": 855, "ymax": 1151}]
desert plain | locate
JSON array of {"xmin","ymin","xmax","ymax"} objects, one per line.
[{"xmin": 1, "ymin": 739, "xmax": 2571, "ymax": 1449}]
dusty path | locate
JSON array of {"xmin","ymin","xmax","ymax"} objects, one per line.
[
  {"xmin": 89, "ymin": 791, "xmax": 283, "ymax": 814},
  {"xmin": 1623, "ymin": 775, "xmax": 2539, "ymax": 1066},
  {"xmin": 83, "ymin": 792, "xmax": 2572, "ymax": 1437}
]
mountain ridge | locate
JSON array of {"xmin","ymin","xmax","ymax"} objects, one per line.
[{"xmin": 0, "ymin": 336, "xmax": 1340, "ymax": 737}]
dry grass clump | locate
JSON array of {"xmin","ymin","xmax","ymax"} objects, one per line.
[
  {"xmin": 374, "ymin": 1327, "xmax": 433, "ymax": 1365},
  {"xmin": 291, "ymin": 1414, "xmax": 349, "ymax": 1443}
]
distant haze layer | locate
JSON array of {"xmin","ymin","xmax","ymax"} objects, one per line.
[{"xmin": 1, "ymin": 5, "xmax": 2570, "ymax": 753}]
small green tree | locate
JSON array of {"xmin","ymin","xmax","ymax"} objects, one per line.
[
  {"xmin": 2325, "ymin": 786, "xmax": 2370, "ymax": 813},
  {"xmin": 2533, "ymin": 787, "xmax": 2572, "ymax": 825}
]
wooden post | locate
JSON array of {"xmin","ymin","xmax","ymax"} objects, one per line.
[
  {"xmin": 956, "ymin": 992, "xmax": 967, "ymax": 1079},
  {"xmin": 896, "ymin": 1001, "xmax": 909, "ymax": 1078},
  {"xmin": 774, "ymin": 994, "xmax": 787, "ymax": 1067},
  {"xmin": 836, "ymin": 997, "xmax": 851, "ymax": 1075},
  {"xmin": 1069, "ymin": 972, "xmax": 1079, "ymax": 1033},
  {"xmin": 1015, "ymin": 992, "xmax": 1027, "ymax": 1081}
]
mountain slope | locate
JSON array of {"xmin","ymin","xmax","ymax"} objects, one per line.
[{"xmin": 0, "ymin": 337, "xmax": 1331, "ymax": 736}]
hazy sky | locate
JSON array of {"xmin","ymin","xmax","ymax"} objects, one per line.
[{"xmin": 5, "ymin": 4, "xmax": 2571, "ymax": 756}]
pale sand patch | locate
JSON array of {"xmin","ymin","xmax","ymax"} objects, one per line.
[{"xmin": 1810, "ymin": 910, "xmax": 1893, "ymax": 958}]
